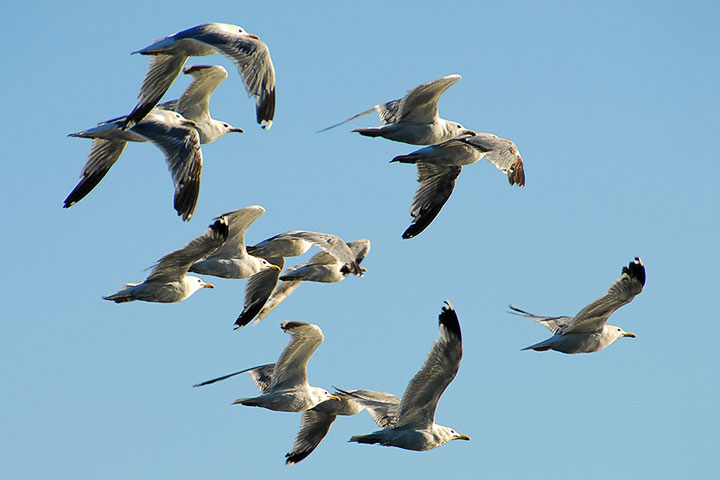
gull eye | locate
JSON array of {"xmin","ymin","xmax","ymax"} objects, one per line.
[{"xmin": 223, "ymin": 123, "xmax": 229, "ymax": 128}]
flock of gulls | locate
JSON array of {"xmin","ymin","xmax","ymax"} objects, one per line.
[{"xmin": 64, "ymin": 22, "xmax": 647, "ymax": 464}]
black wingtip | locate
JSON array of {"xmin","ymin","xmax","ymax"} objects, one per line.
[
  {"xmin": 257, "ymin": 88, "xmax": 276, "ymax": 128},
  {"xmin": 622, "ymin": 257, "xmax": 646, "ymax": 286},
  {"xmin": 402, "ymin": 205, "xmax": 440, "ymax": 239},
  {"xmin": 439, "ymin": 300, "xmax": 461, "ymax": 341},
  {"xmin": 209, "ymin": 217, "xmax": 230, "ymax": 241}
]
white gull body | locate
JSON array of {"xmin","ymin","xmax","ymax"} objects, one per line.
[
  {"xmin": 103, "ymin": 217, "xmax": 228, "ymax": 303},
  {"xmin": 511, "ymin": 257, "xmax": 645, "ymax": 354},
  {"xmin": 321, "ymin": 74, "xmax": 474, "ymax": 145}
]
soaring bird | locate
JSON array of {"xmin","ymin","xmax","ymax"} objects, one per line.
[
  {"xmin": 158, "ymin": 64, "xmax": 245, "ymax": 143},
  {"xmin": 320, "ymin": 74, "xmax": 474, "ymax": 145},
  {"xmin": 392, "ymin": 132, "xmax": 525, "ymax": 238},
  {"xmin": 125, "ymin": 23, "xmax": 275, "ymax": 129},
  {"xmin": 349, "ymin": 301, "xmax": 470, "ymax": 451},
  {"xmin": 511, "ymin": 257, "xmax": 645, "ymax": 354},
  {"xmin": 65, "ymin": 109, "xmax": 204, "ymax": 221},
  {"xmin": 103, "ymin": 216, "xmax": 228, "ymax": 303},
  {"xmin": 195, "ymin": 322, "xmax": 340, "ymax": 412},
  {"xmin": 229, "ymin": 230, "xmax": 366, "ymax": 328},
  {"xmin": 188, "ymin": 206, "xmax": 280, "ymax": 327},
  {"xmin": 194, "ymin": 364, "xmax": 399, "ymax": 465},
  {"xmin": 255, "ymin": 239, "xmax": 370, "ymax": 322}
]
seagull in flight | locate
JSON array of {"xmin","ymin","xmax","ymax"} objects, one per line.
[
  {"xmin": 392, "ymin": 132, "xmax": 525, "ymax": 238},
  {"xmin": 510, "ymin": 257, "xmax": 645, "ymax": 354},
  {"xmin": 103, "ymin": 216, "xmax": 228, "ymax": 303},
  {"xmin": 349, "ymin": 301, "xmax": 470, "ymax": 451},
  {"xmin": 195, "ymin": 322, "xmax": 340, "ymax": 412},
  {"xmin": 320, "ymin": 75, "xmax": 475, "ymax": 145},
  {"xmin": 125, "ymin": 23, "xmax": 275, "ymax": 130}
]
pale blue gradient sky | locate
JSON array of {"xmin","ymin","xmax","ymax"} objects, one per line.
[{"xmin": 2, "ymin": 1, "xmax": 718, "ymax": 479}]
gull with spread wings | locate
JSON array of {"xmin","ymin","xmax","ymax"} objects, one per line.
[
  {"xmin": 392, "ymin": 132, "xmax": 525, "ymax": 238},
  {"xmin": 511, "ymin": 257, "xmax": 645, "ymax": 354},
  {"xmin": 195, "ymin": 322, "xmax": 340, "ymax": 412},
  {"xmin": 125, "ymin": 22, "xmax": 275, "ymax": 129},
  {"xmin": 349, "ymin": 301, "xmax": 470, "ymax": 451},
  {"xmin": 65, "ymin": 65, "xmax": 243, "ymax": 221},
  {"xmin": 103, "ymin": 217, "xmax": 228, "ymax": 303},
  {"xmin": 188, "ymin": 206, "xmax": 280, "ymax": 327},
  {"xmin": 320, "ymin": 74, "xmax": 475, "ymax": 145},
  {"xmin": 194, "ymin": 364, "xmax": 399, "ymax": 465}
]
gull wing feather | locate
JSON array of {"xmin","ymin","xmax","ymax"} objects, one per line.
[
  {"xmin": 234, "ymin": 266, "xmax": 281, "ymax": 329},
  {"xmin": 397, "ymin": 75, "xmax": 461, "ymax": 124},
  {"xmin": 317, "ymin": 98, "xmax": 401, "ymax": 132},
  {"xmin": 125, "ymin": 54, "xmax": 189, "ymax": 128},
  {"xmin": 256, "ymin": 279, "xmax": 302, "ymax": 321},
  {"xmin": 395, "ymin": 301, "xmax": 462, "ymax": 429},
  {"xmin": 270, "ymin": 322, "xmax": 324, "ymax": 391},
  {"xmin": 193, "ymin": 363, "xmax": 275, "ymax": 393},
  {"xmin": 459, "ymin": 134, "xmax": 525, "ymax": 186},
  {"xmin": 192, "ymin": 31, "xmax": 276, "ymax": 128},
  {"xmin": 64, "ymin": 139, "xmax": 128, "ymax": 208},
  {"xmin": 403, "ymin": 164, "xmax": 462, "ymax": 239},
  {"xmin": 508, "ymin": 305, "xmax": 573, "ymax": 335},
  {"xmin": 285, "ymin": 410, "xmax": 338, "ymax": 465},
  {"xmin": 174, "ymin": 65, "xmax": 228, "ymax": 123},
  {"xmin": 565, "ymin": 258, "xmax": 646, "ymax": 333},
  {"xmin": 208, "ymin": 206, "xmax": 265, "ymax": 258},
  {"xmin": 131, "ymin": 111, "xmax": 203, "ymax": 220},
  {"xmin": 146, "ymin": 217, "xmax": 228, "ymax": 282},
  {"xmin": 273, "ymin": 231, "xmax": 362, "ymax": 275}
]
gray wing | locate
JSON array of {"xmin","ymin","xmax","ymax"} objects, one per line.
[
  {"xmin": 174, "ymin": 65, "xmax": 228, "ymax": 123},
  {"xmin": 285, "ymin": 410, "xmax": 338, "ymax": 465},
  {"xmin": 132, "ymin": 110, "xmax": 203, "ymax": 221},
  {"xmin": 317, "ymin": 98, "xmax": 401, "ymax": 132},
  {"xmin": 256, "ymin": 279, "xmax": 302, "ymax": 321},
  {"xmin": 63, "ymin": 139, "xmax": 128, "ymax": 208},
  {"xmin": 508, "ymin": 305, "xmax": 573, "ymax": 335},
  {"xmin": 565, "ymin": 258, "xmax": 646, "ymax": 333},
  {"xmin": 207, "ymin": 206, "xmax": 266, "ymax": 259},
  {"xmin": 247, "ymin": 234, "xmax": 313, "ymax": 259},
  {"xmin": 193, "ymin": 363, "xmax": 275, "ymax": 394},
  {"xmin": 192, "ymin": 30, "xmax": 275, "ymax": 128},
  {"xmin": 146, "ymin": 217, "xmax": 229, "ymax": 282},
  {"xmin": 336, "ymin": 389, "xmax": 401, "ymax": 428},
  {"xmin": 459, "ymin": 134, "xmax": 525, "ymax": 186},
  {"xmin": 397, "ymin": 75, "xmax": 461, "ymax": 124},
  {"xmin": 270, "ymin": 322, "xmax": 324, "ymax": 391},
  {"xmin": 273, "ymin": 231, "xmax": 362, "ymax": 276},
  {"xmin": 395, "ymin": 301, "xmax": 462, "ymax": 429},
  {"xmin": 125, "ymin": 54, "xmax": 189, "ymax": 128},
  {"xmin": 234, "ymin": 266, "xmax": 281, "ymax": 329},
  {"xmin": 402, "ymin": 163, "xmax": 462, "ymax": 239}
]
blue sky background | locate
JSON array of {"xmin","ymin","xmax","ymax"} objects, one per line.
[{"xmin": 2, "ymin": 1, "xmax": 718, "ymax": 478}]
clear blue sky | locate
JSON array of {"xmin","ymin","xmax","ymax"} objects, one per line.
[{"xmin": 2, "ymin": 1, "xmax": 718, "ymax": 478}]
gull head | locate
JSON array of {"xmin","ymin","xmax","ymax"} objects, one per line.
[
  {"xmin": 436, "ymin": 425, "xmax": 471, "ymax": 447},
  {"xmin": 607, "ymin": 325, "xmax": 636, "ymax": 341}
]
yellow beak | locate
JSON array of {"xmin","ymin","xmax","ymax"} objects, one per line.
[{"xmin": 203, "ymin": 283, "xmax": 215, "ymax": 289}]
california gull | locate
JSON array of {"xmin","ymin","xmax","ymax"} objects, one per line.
[
  {"xmin": 196, "ymin": 322, "xmax": 340, "ymax": 412},
  {"xmin": 188, "ymin": 206, "xmax": 281, "ymax": 328},
  {"xmin": 320, "ymin": 75, "xmax": 475, "ymax": 145},
  {"xmin": 195, "ymin": 365, "xmax": 398, "ymax": 465},
  {"xmin": 349, "ymin": 301, "xmax": 470, "ymax": 451},
  {"xmin": 256, "ymin": 239, "xmax": 371, "ymax": 322},
  {"xmin": 103, "ymin": 216, "xmax": 228, "ymax": 303},
  {"xmin": 392, "ymin": 132, "xmax": 525, "ymax": 238},
  {"xmin": 158, "ymin": 64, "xmax": 245, "ymax": 142},
  {"xmin": 229, "ymin": 230, "xmax": 366, "ymax": 328},
  {"xmin": 65, "ymin": 109, "xmax": 203, "ymax": 221},
  {"xmin": 511, "ymin": 257, "xmax": 645, "ymax": 354},
  {"xmin": 125, "ymin": 23, "xmax": 275, "ymax": 129}
]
